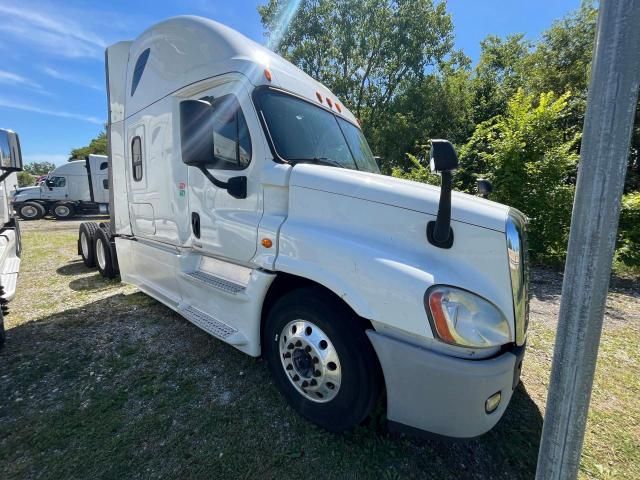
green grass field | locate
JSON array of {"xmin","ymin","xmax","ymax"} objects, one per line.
[{"xmin": 1, "ymin": 221, "xmax": 638, "ymax": 479}]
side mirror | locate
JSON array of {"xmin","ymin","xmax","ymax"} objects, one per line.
[
  {"xmin": 477, "ymin": 179, "xmax": 493, "ymax": 199},
  {"xmin": 180, "ymin": 99, "xmax": 216, "ymax": 167},
  {"xmin": 45, "ymin": 178, "xmax": 54, "ymax": 190},
  {"xmin": 179, "ymin": 99, "xmax": 247, "ymax": 199},
  {"xmin": 429, "ymin": 139, "xmax": 459, "ymax": 173},
  {"xmin": 0, "ymin": 129, "xmax": 23, "ymax": 174},
  {"xmin": 427, "ymin": 139, "xmax": 458, "ymax": 249}
]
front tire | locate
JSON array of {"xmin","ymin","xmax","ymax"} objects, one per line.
[
  {"xmin": 17, "ymin": 202, "xmax": 45, "ymax": 220},
  {"xmin": 51, "ymin": 202, "xmax": 76, "ymax": 220},
  {"xmin": 263, "ymin": 287, "xmax": 381, "ymax": 432},
  {"xmin": 78, "ymin": 222, "xmax": 99, "ymax": 267}
]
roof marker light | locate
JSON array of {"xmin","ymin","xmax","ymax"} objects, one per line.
[
  {"xmin": 335, "ymin": 102, "xmax": 342, "ymax": 112},
  {"xmin": 326, "ymin": 97, "xmax": 333, "ymax": 108},
  {"xmin": 316, "ymin": 91, "xmax": 323, "ymax": 103},
  {"xmin": 264, "ymin": 69, "xmax": 272, "ymax": 82}
]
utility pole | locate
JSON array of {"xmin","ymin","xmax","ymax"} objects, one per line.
[{"xmin": 535, "ymin": 1, "xmax": 640, "ymax": 479}]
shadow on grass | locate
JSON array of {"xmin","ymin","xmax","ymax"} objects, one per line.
[
  {"xmin": 0, "ymin": 293, "xmax": 544, "ymax": 480},
  {"xmin": 57, "ymin": 260, "xmax": 90, "ymax": 276}
]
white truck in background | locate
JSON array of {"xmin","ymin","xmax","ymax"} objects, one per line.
[
  {"xmin": 0, "ymin": 128, "xmax": 24, "ymax": 349},
  {"xmin": 79, "ymin": 17, "xmax": 529, "ymax": 438},
  {"xmin": 13, "ymin": 154, "xmax": 109, "ymax": 220}
]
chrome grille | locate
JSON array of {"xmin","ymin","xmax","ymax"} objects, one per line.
[{"xmin": 506, "ymin": 209, "xmax": 529, "ymax": 345}]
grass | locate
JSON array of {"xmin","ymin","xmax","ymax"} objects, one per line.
[{"xmin": 1, "ymin": 221, "xmax": 638, "ymax": 479}]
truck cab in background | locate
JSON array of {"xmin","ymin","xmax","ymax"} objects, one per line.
[
  {"xmin": 0, "ymin": 128, "xmax": 24, "ymax": 348},
  {"xmin": 13, "ymin": 154, "xmax": 110, "ymax": 220},
  {"xmin": 79, "ymin": 16, "xmax": 529, "ymax": 438}
]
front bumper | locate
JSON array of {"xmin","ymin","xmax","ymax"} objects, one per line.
[{"xmin": 367, "ymin": 330, "xmax": 525, "ymax": 438}]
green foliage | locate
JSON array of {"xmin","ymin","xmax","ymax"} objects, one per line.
[
  {"xmin": 463, "ymin": 90, "xmax": 580, "ymax": 263},
  {"xmin": 391, "ymin": 153, "xmax": 440, "ymax": 185},
  {"xmin": 24, "ymin": 161, "xmax": 55, "ymax": 176},
  {"xmin": 616, "ymin": 192, "xmax": 640, "ymax": 268},
  {"xmin": 17, "ymin": 171, "xmax": 35, "ymax": 187},
  {"xmin": 69, "ymin": 130, "xmax": 107, "ymax": 160}
]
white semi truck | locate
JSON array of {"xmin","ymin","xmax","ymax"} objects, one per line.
[
  {"xmin": 13, "ymin": 154, "xmax": 109, "ymax": 220},
  {"xmin": 0, "ymin": 128, "xmax": 24, "ymax": 348},
  {"xmin": 78, "ymin": 17, "xmax": 529, "ymax": 438}
]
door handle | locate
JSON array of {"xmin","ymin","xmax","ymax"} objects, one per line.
[{"xmin": 191, "ymin": 212, "xmax": 200, "ymax": 239}]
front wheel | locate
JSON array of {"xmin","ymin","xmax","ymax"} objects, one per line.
[
  {"xmin": 17, "ymin": 202, "xmax": 45, "ymax": 220},
  {"xmin": 263, "ymin": 287, "xmax": 382, "ymax": 432}
]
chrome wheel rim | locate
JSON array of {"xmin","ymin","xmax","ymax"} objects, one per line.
[
  {"xmin": 80, "ymin": 232, "xmax": 89, "ymax": 259},
  {"xmin": 55, "ymin": 205, "xmax": 70, "ymax": 217},
  {"xmin": 21, "ymin": 205, "xmax": 38, "ymax": 218},
  {"xmin": 279, "ymin": 319, "xmax": 342, "ymax": 403},
  {"xmin": 96, "ymin": 238, "xmax": 107, "ymax": 270}
]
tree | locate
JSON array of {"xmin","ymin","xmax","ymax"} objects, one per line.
[
  {"xmin": 258, "ymin": 0, "xmax": 455, "ymax": 131},
  {"xmin": 24, "ymin": 161, "xmax": 55, "ymax": 176},
  {"xmin": 69, "ymin": 130, "xmax": 107, "ymax": 160},
  {"xmin": 463, "ymin": 90, "xmax": 580, "ymax": 264},
  {"xmin": 17, "ymin": 171, "xmax": 35, "ymax": 187}
]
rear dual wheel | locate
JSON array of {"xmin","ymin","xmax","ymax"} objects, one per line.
[
  {"xmin": 94, "ymin": 228, "xmax": 118, "ymax": 279},
  {"xmin": 263, "ymin": 288, "xmax": 382, "ymax": 432},
  {"xmin": 79, "ymin": 222, "xmax": 99, "ymax": 267},
  {"xmin": 51, "ymin": 202, "xmax": 75, "ymax": 220}
]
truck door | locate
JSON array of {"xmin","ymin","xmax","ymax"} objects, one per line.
[
  {"xmin": 42, "ymin": 175, "xmax": 68, "ymax": 200},
  {"xmin": 186, "ymin": 82, "xmax": 262, "ymax": 264}
]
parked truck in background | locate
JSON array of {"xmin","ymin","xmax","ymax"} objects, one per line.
[
  {"xmin": 0, "ymin": 128, "xmax": 24, "ymax": 348},
  {"xmin": 13, "ymin": 154, "xmax": 109, "ymax": 220},
  {"xmin": 78, "ymin": 17, "xmax": 529, "ymax": 438}
]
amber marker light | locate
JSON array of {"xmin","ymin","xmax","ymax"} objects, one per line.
[
  {"xmin": 264, "ymin": 69, "xmax": 272, "ymax": 81},
  {"xmin": 326, "ymin": 97, "xmax": 333, "ymax": 108},
  {"xmin": 335, "ymin": 102, "xmax": 342, "ymax": 112},
  {"xmin": 261, "ymin": 238, "xmax": 273, "ymax": 248},
  {"xmin": 316, "ymin": 91, "xmax": 323, "ymax": 103},
  {"xmin": 428, "ymin": 291, "xmax": 457, "ymax": 344}
]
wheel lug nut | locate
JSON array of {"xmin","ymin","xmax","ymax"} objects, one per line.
[
  {"xmin": 287, "ymin": 343, "xmax": 294, "ymax": 350},
  {"xmin": 301, "ymin": 380, "xmax": 309, "ymax": 388},
  {"xmin": 310, "ymin": 379, "xmax": 317, "ymax": 386},
  {"xmin": 283, "ymin": 352, "xmax": 291, "ymax": 358},
  {"xmin": 286, "ymin": 364, "xmax": 293, "ymax": 370},
  {"xmin": 313, "ymin": 370, "xmax": 321, "ymax": 377},
  {"xmin": 295, "ymin": 340, "xmax": 302, "ymax": 347},
  {"xmin": 292, "ymin": 374, "xmax": 300, "ymax": 382},
  {"xmin": 305, "ymin": 345, "xmax": 311, "ymax": 353},
  {"xmin": 313, "ymin": 357, "xmax": 319, "ymax": 364}
]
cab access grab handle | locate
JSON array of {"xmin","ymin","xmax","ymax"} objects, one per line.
[{"xmin": 179, "ymin": 99, "xmax": 247, "ymax": 199}]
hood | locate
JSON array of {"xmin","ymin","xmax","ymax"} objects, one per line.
[
  {"xmin": 289, "ymin": 164, "xmax": 510, "ymax": 232},
  {"xmin": 13, "ymin": 185, "xmax": 42, "ymax": 199}
]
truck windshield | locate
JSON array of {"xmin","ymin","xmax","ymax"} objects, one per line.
[{"xmin": 257, "ymin": 89, "xmax": 380, "ymax": 173}]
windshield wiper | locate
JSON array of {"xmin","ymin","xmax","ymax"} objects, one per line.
[{"xmin": 288, "ymin": 157, "xmax": 345, "ymax": 168}]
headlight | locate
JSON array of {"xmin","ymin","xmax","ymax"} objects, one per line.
[{"xmin": 425, "ymin": 286, "xmax": 511, "ymax": 348}]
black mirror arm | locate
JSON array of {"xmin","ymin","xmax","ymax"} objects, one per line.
[
  {"xmin": 427, "ymin": 170, "xmax": 454, "ymax": 248},
  {"xmin": 197, "ymin": 166, "xmax": 247, "ymax": 199}
]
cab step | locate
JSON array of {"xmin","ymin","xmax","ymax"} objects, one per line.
[
  {"xmin": 177, "ymin": 303, "xmax": 248, "ymax": 345},
  {"xmin": 182, "ymin": 270, "xmax": 246, "ymax": 295}
]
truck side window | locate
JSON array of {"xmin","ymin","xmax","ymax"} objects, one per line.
[
  {"xmin": 131, "ymin": 136, "xmax": 143, "ymax": 181},
  {"xmin": 131, "ymin": 48, "xmax": 150, "ymax": 96},
  {"xmin": 49, "ymin": 176, "xmax": 66, "ymax": 187},
  {"xmin": 210, "ymin": 94, "xmax": 251, "ymax": 170}
]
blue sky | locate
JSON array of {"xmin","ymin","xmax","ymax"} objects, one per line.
[{"xmin": 0, "ymin": 0, "xmax": 582, "ymax": 166}]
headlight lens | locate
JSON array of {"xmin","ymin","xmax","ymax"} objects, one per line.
[{"xmin": 425, "ymin": 286, "xmax": 511, "ymax": 348}]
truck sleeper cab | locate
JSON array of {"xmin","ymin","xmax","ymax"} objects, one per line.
[
  {"xmin": 13, "ymin": 155, "xmax": 110, "ymax": 220},
  {"xmin": 82, "ymin": 16, "xmax": 529, "ymax": 438}
]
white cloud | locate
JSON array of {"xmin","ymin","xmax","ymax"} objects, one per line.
[
  {"xmin": 41, "ymin": 66, "xmax": 103, "ymax": 91},
  {"xmin": 22, "ymin": 154, "xmax": 69, "ymax": 166},
  {"xmin": 0, "ymin": 70, "xmax": 42, "ymax": 89},
  {"xmin": 0, "ymin": 3, "xmax": 108, "ymax": 60},
  {"xmin": 0, "ymin": 97, "xmax": 104, "ymax": 125}
]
